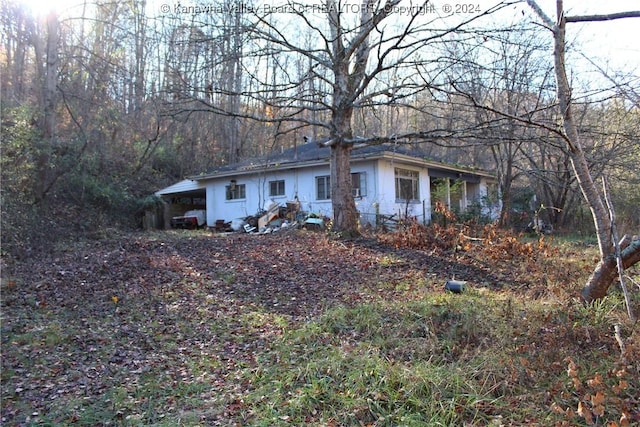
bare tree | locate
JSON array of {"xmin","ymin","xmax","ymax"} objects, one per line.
[
  {"xmin": 211, "ymin": 0, "xmax": 517, "ymax": 234},
  {"xmin": 0, "ymin": 2, "xmax": 35, "ymax": 104},
  {"xmin": 526, "ymin": 0, "xmax": 640, "ymax": 302},
  {"xmin": 441, "ymin": 24, "xmax": 558, "ymax": 227}
]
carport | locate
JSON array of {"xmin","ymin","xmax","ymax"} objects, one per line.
[{"xmin": 155, "ymin": 179, "xmax": 207, "ymax": 229}]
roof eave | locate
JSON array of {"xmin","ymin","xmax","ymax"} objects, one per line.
[
  {"xmin": 376, "ymin": 151, "xmax": 496, "ymax": 179},
  {"xmin": 189, "ymin": 157, "xmax": 332, "ymax": 181},
  {"xmin": 189, "ymin": 149, "xmax": 495, "ymax": 181}
]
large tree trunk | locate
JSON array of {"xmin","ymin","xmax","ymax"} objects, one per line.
[
  {"xmin": 330, "ymin": 143, "xmax": 359, "ymax": 234},
  {"xmin": 324, "ymin": 0, "xmax": 382, "ymax": 234},
  {"xmin": 328, "ymin": 84, "xmax": 358, "ymax": 232}
]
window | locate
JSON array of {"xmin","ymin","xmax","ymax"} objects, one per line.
[
  {"xmin": 269, "ymin": 180, "xmax": 285, "ymax": 197},
  {"xmin": 395, "ymin": 168, "xmax": 419, "ymax": 201},
  {"xmin": 352, "ymin": 172, "xmax": 366, "ymax": 198},
  {"xmin": 226, "ymin": 183, "xmax": 246, "ymax": 200},
  {"xmin": 430, "ymin": 177, "xmax": 448, "ymax": 206},
  {"xmin": 316, "ymin": 176, "xmax": 331, "ymax": 200},
  {"xmin": 450, "ymin": 179, "xmax": 465, "ymax": 212},
  {"xmin": 484, "ymin": 182, "xmax": 500, "ymax": 207}
]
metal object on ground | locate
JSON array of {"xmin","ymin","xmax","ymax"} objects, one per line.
[{"xmin": 445, "ymin": 280, "xmax": 466, "ymax": 293}]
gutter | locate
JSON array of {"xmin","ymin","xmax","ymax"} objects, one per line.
[{"xmin": 189, "ymin": 150, "xmax": 496, "ymax": 181}]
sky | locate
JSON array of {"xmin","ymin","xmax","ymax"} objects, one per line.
[
  {"xmin": 16, "ymin": 0, "xmax": 640, "ymax": 85},
  {"xmin": 534, "ymin": 0, "xmax": 640, "ymax": 72}
]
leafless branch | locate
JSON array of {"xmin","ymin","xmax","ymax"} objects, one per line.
[
  {"xmin": 566, "ymin": 11, "xmax": 640, "ymax": 23},
  {"xmin": 526, "ymin": 0, "xmax": 554, "ymax": 28}
]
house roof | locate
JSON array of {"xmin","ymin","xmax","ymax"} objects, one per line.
[{"xmin": 188, "ymin": 142, "xmax": 495, "ymax": 181}]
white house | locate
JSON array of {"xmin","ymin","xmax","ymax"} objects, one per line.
[{"xmin": 155, "ymin": 142, "xmax": 499, "ymax": 228}]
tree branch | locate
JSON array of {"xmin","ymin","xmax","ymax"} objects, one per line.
[
  {"xmin": 566, "ymin": 11, "xmax": 640, "ymax": 23},
  {"xmin": 447, "ymin": 81, "xmax": 574, "ymax": 147},
  {"xmin": 602, "ymin": 176, "xmax": 635, "ymax": 321},
  {"xmin": 526, "ymin": 0, "xmax": 554, "ymax": 28}
]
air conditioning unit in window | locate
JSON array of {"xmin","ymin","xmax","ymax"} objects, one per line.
[{"xmin": 352, "ymin": 188, "xmax": 361, "ymax": 197}]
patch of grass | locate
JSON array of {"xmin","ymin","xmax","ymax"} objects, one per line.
[
  {"xmin": 2, "ymin": 231, "xmax": 638, "ymax": 426},
  {"xmin": 216, "ymin": 271, "xmax": 237, "ymax": 284},
  {"xmin": 240, "ymin": 310, "xmax": 290, "ymax": 330},
  {"xmin": 239, "ymin": 287, "xmax": 639, "ymax": 425},
  {"xmin": 27, "ymin": 375, "xmax": 212, "ymax": 426},
  {"xmin": 377, "ymin": 254, "xmax": 404, "ymax": 267},
  {"xmin": 241, "ymin": 294, "xmax": 509, "ymax": 424},
  {"xmin": 246, "ymin": 344, "xmax": 474, "ymax": 425}
]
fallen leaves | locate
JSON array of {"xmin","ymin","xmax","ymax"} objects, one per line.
[
  {"xmin": 1, "ymin": 229, "xmax": 637, "ymax": 425},
  {"xmin": 578, "ymin": 400, "xmax": 595, "ymax": 425}
]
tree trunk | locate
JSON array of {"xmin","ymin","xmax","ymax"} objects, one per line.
[
  {"xmin": 330, "ymin": 143, "xmax": 359, "ymax": 234},
  {"xmin": 132, "ymin": 0, "xmax": 147, "ymax": 113},
  {"xmin": 582, "ymin": 239, "xmax": 640, "ymax": 301},
  {"xmin": 324, "ymin": 0, "xmax": 384, "ymax": 234},
  {"xmin": 528, "ymin": 0, "xmax": 640, "ymax": 301},
  {"xmin": 546, "ymin": 1, "xmax": 617, "ymax": 300},
  {"xmin": 329, "ymin": 73, "xmax": 358, "ymax": 233},
  {"xmin": 553, "ymin": 11, "xmax": 606, "ymax": 242},
  {"xmin": 36, "ymin": 10, "xmax": 59, "ymax": 203}
]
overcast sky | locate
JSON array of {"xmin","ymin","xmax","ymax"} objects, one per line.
[
  {"xmin": 540, "ymin": 0, "xmax": 639, "ymax": 69},
  {"xmin": 18, "ymin": 0, "xmax": 640, "ymax": 89}
]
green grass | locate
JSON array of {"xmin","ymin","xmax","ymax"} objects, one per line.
[
  {"xmin": 238, "ymin": 290, "xmax": 638, "ymax": 425},
  {"xmin": 247, "ymin": 298, "xmax": 483, "ymax": 425},
  {"xmin": 1, "ymin": 232, "xmax": 638, "ymax": 426}
]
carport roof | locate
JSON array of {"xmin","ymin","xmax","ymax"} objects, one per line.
[{"xmin": 155, "ymin": 179, "xmax": 206, "ymax": 197}]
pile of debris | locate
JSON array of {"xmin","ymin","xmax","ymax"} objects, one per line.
[{"xmin": 218, "ymin": 200, "xmax": 328, "ymax": 235}]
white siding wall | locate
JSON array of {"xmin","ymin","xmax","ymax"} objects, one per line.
[
  {"xmin": 204, "ymin": 164, "xmax": 378, "ymax": 226},
  {"xmin": 202, "ymin": 159, "xmax": 497, "ymax": 227},
  {"xmin": 371, "ymin": 160, "xmax": 432, "ymax": 223},
  {"xmin": 479, "ymin": 177, "xmax": 501, "ymax": 220}
]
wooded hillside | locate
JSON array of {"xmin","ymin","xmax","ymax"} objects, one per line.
[{"xmin": 1, "ymin": 0, "xmax": 638, "ymax": 254}]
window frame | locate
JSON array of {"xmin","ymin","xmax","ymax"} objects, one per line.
[
  {"xmin": 395, "ymin": 168, "xmax": 419, "ymax": 202},
  {"xmin": 316, "ymin": 175, "xmax": 331, "ymax": 200},
  {"xmin": 225, "ymin": 183, "xmax": 246, "ymax": 200},
  {"xmin": 351, "ymin": 172, "xmax": 366, "ymax": 198},
  {"xmin": 269, "ymin": 180, "xmax": 286, "ymax": 197}
]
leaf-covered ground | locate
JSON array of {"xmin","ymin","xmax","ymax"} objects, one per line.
[{"xmin": 1, "ymin": 229, "xmax": 638, "ymax": 425}]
